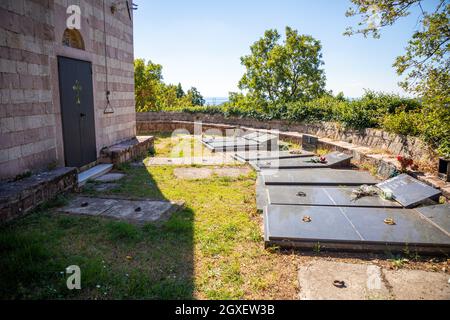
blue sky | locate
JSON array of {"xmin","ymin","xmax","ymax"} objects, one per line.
[{"xmin": 133, "ymin": 0, "xmax": 436, "ymax": 98}]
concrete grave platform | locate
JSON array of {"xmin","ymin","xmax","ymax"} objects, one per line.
[
  {"xmin": 377, "ymin": 174, "xmax": 442, "ymax": 208},
  {"xmin": 173, "ymin": 167, "xmax": 252, "ymax": 180},
  {"xmin": 298, "ymin": 260, "xmax": 450, "ymax": 300},
  {"xmin": 266, "ymin": 185, "xmax": 402, "ymax": 208},
  {"xmin": 59, "ymin": 196, "xmax": 181, "ymax": 223},
  {"xmin": 264, "ymin": 204, "xmax": 450, "ymax": 253},
  {"xmin": 298, "ymin": 261, "xmax": 391, "ymax": 300},
  {"xmin": 383, "ymin": 269, "xmax": 450, "ymax": 300},
  {"xmin": 262, "ymin": 169, "xmax": 380, "ymax": 186},
  {"xmin": 233, "ymin": 150, "xmax": 315, "ymax": 162},
  {"xmin": 251, "ymin": 152, "xmax": 352, "ymax": 171}
]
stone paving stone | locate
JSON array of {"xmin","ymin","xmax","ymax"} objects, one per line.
[
  {"xmin": 262, "ymin": 169, "xmax": 379, "ymax": 186},
  {"xmin": 266, "ymin": 185, "xmax": 402, "ymax": 208},
  {"xmin": 298, "ymin": 261, "xmax": 391, "ymax": 300},
  {"xmin": 383, "ymin": 269, "xmax": 450, "ymax": 300},
  {"xmin": 377, "ymin": 174, "xmax": 442, "ymax": 208},
  {"xmin": 94, "ymin": 173, "xmax": 125, "ymax": 183}
]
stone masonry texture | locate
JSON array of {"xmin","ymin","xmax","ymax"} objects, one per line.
[{"xmin": 0, "ymin": 0, "xmax": 136, "ymax": 180}]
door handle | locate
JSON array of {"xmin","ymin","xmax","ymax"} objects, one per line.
[{"xmin": 80, "ymin": 113, "xmax": 86, "ymax": 118}]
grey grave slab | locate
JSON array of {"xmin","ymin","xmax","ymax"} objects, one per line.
[
  {"xmin": 233, "ymin": 150, "xmax": 315, "ymax": 162},
  {"xmin": 267, "ymin": 186, "xmax": 402, "ymax": 208},
  {"xmin": 415, "ymin": 204, "xmax": 450, "ymax": 235},
  {"xmin": 262, "ymin": 169, "xmax": 379, "ymax": 186},
  {"xmin": 376, "ymin": 174, "xmax": 442, "ymax": 208},
  {"xmin": 252, "ymin": 152, "xmax": 352, "ymax": 170},
  {"xmin": 248, "ymin": 133, "xmax": 278, "ymax": 144},
  {"xmin": 202, "ymin": 136, "xmax": 241, "ymax": 144},
  {"xmin": 59, "ymin": 196, "xmax": 118, "ymax": 216},
  {"xmin": 256, "ymin": 174, "xmax": 268, "ymax": 211},
  {"xmin": 343, "ymin": 207, "xmax": 450, "ymax": 246},
  {"xmin": 204, "ymin": 139, "xmax": 263, "ymax": 152},
  {"xmin": 59, "ymin": 196, "xmax": 179, "ymax": 223},
  {"xmin": 242, "ymin": 131, "xmax": 265, "ymax": 140},
  {"xmin": 102, "ymin": 200, "xmax": 174, "ymax": 222},
  {"xmin": 265, "ymin": 205, "xmax": 362, "ymax": 242}
]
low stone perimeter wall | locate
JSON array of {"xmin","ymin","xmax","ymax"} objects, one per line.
[
  {"xmin": 136, "ymin": 112, "xmax": 436, "ymax": 162},
  {"xmin": 0, "ymin": 167, "xmax": 77, "ymax": 224}
]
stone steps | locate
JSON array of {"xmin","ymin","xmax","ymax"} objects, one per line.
[{"xmin": 77, "ymin": 164, "xmax": 113, "ymax": 187}]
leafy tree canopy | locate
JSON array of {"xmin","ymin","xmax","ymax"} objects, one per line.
[
  {"xmin": 238, "ymin": 26, "xmax": 327, "ymax": 103},
  {"xmin": 134, "ymin": 59, "xmax": 205, "ymax": 112},
  {"xmin": 344, "ymin": 0, "xmax": 449, "ymax": 157}
]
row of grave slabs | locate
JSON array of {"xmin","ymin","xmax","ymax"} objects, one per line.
[{"xmin": 225, "ymin": 137, "xmax": 450, "ymax": 254}]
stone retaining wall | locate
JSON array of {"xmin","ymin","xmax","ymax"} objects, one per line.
[
  {"xmin": 0, "ymin": 167, "xmax": 77, "ymax": 224},
  {"xmin": 136, "ymin": 112, "xmax": 436, "ymax": 162}
]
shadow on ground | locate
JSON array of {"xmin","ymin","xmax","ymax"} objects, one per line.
[{"xmin": 0, "ymin": 163, "xmax": 194, "ymax": 300}]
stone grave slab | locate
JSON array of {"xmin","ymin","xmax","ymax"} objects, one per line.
[
  {"xmin": 264, "ymin": 204, "xmax": 450, "ymax": 252},
  {"xmin": 383, "ymin": 269, "xmax": 450, "ymax": 300},
  {"xmin": 248, "ymin": 133, "xmax": 278, "ymax": 144},
  {"xmin": 267, "ymin": 186, "xmax": 401, "ymax": 208},
  {"xmin": 298, "ymin": 261, "xmax": 391, "ymax": 300},
  {"xmin": 265, "ymin": 205, "xmax": 362, "ymax": 242},
  {"xmin": 262, "ymin": 169, "xmax": 379, "ymax": 186},
  {"xmin": 203, "ymin": 137, "xmax": 262, "ymax": 151},
  {"xmin": 377, "ymin": 174, "xmax": 442, "ymax": 208},
  {"xmin": 252, "ymin": 152, "xmax": 352, "ymax": 170},
  {"xmin": 343, "ymin": 207, "xmax": 450, "ymax": 246},
  {"xmin": 233, "ymin": 150, "xmax": 315, "ymax": 162},
  {"xmin": 102, "ymin": 200, "xmax": 174, "ymax": 222},
  {"xmin": 59, "ymin": 196, "xmax": 118, "ymax": 216},
  {"xmin": 59, "ymin": 196, "xmax": 179, "ymax": 223},
  {"xmin": 415, "ymin": 204, "xmax": 450, "ymax": 235},
  {"xmin": 256, "ymin": 175, "xmax": 267, "ymax": 211},
  {"xmin": 242, "ymin": 131, "xmax": 265, "ymax": 140},
  {"xmin": 202, "ymin": 136, "xmax": 241, "ymax": 144}
]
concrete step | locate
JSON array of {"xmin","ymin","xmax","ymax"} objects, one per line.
[{"xmin": 78, "ymin": 164, "xmax": 113, "ymax": 187}]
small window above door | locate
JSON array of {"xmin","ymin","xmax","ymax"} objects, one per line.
[{"xmin": 62, "ymin": 28, "xmax": 85, "ymax": 50}]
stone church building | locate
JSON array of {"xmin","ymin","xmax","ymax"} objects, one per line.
[{"xmin": 0, "ymin": 0, "xmax": 141, "ymax": 180}]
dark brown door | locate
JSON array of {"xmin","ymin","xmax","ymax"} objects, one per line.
[{"xmin": 58, "ymin": 56, "xmax": 97, "ymax": 168}]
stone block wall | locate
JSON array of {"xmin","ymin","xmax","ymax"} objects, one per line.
[
  {"xmin": 0, "ymin": 0, "xmax": 136, "ymax": 180},
  {"xmin": 136, "ymin": 112, "xmax": 436, "ymax": 162}
]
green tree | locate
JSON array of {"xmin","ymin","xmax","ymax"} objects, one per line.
[
  {"xmin": 186, "ymin": 87, "xmax": 205, "ymax": 106},
  {"xmin": 345, "ymin": 1, "xmax": 449, "ymax": 97},
  {"xmin": 134, "ymin": 59, "xmax": 163, "ymax": 112},
  {"xmin": 176, "ymin": 83, "xmax": 185, "ymax": 98},
  {"xmin": 238, "ymin": 26, "xmax": 326, "ymax": 103}
]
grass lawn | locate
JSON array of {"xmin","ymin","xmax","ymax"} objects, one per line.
[
  {"xmin": 2, "ymin": 134, "xmax": 445, "ymax": 300},
  {"xmin": 0, "ymin": 135, "xmax": 299, "ymax": 299}
]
